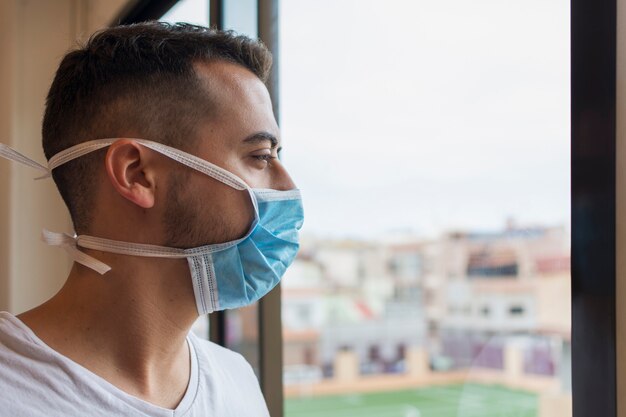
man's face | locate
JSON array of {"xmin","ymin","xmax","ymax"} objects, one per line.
[{"xmin": 163, "ymin": 61, "xmax": 296, "ymax": 248}]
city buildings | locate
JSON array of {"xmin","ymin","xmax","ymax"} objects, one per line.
[{"xmin": 282, "ymin": 222, "xmax": 571, "ymax": 399}]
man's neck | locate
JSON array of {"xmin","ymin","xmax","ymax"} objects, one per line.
[{"xmin": 18, "ymin": 257, "xmax": 198, "ymax": 409}]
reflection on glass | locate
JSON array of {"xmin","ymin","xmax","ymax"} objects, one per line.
[{"xmin": 280, "ymin": 0, "xmax": 571, "ymax": 416}]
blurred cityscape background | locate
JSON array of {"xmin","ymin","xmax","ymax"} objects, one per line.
[{"xmin": 281, "ymin": 223, "xmax": 570, "ymax": 416}]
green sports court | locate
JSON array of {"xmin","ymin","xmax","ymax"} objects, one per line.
[{"xmin": 285, "ymin": 384, "xmax": 537, "ymax": 417}]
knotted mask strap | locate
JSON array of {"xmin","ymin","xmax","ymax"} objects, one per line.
[{"xmin": 42, "ymin": 230, "xmax": 112, "ymax": 275}]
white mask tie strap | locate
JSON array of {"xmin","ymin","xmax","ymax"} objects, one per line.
[
  {"xmin": 77, "ymin": 234, "xmax": 242, "ymax": 257},
  {"xmin": 133, "ymin": 140, "xmax": 248, "ymax": 191},
  {"xmin": 1, "ymin": 138, "xmax": 249, "ymax": 190},
  {"xmin": 42, "ymin": 230, "xmax": 112, "ymax": 275},
  {"xmin": 0, "ymin": 144, "xmax": 49, "ymax": 177},
  {"xmin": 41, "ymin": 230, "xmax": 246, "ymax": 275},
  {"xmin": 77, "ymin": 234, "xmax": 189, "ymax": 258},
  {"xmin": 47, "ymin": 140, "xmax": 115, "ymax": 174},
  {"xmin": 47, "ymin": 138, "xmax": 248, "ymax": 190}
]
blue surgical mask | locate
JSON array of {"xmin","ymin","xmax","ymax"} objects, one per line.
[{"xmin": 0, "ymin": 139, "xmax": 304, "ymax": 315}]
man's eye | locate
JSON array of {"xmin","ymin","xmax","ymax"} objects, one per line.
[
  {"xmin": 253, "ymin": 155, "xmax": 276, "ymax": 162},
  {"xmin": 251, "ymin": 154, "xmax": 277, "ymax": 167}
]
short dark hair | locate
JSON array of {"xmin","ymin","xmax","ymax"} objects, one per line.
[{"xmin": 42, "ymin": 21, "xmax": 272, "ymax": 233}]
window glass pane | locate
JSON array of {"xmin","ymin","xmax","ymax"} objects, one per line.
[
  {"xmin": 280, "ymin": 0, "xmax": 571, "ymax": 416},
  {"xmin": 223, "ymin": 0, "xmax": 258, "ymax": 38},
  {"xmin": 225, "ymin": 304, "xmax": 261, "ymax": 377},
  {"xmin": 161, "ymin": 0, "xmax": 209, "ymax": 26}
]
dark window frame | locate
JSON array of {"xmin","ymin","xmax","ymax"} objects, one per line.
[
  {"xmin": 116, "ymin": 0, "xmax": 182, "ymax": 24},
  {"xmin": 571, "ymin": 0, "xmax": 617, "ymax": 415},
  {"xmin": 116, "ymin": 0, "xmax": 620, "ymax": 415}
]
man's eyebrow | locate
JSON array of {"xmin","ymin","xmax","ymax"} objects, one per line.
[{"xmin": 243, "ymin": 132, "xmax": 279, "ymax": 149}]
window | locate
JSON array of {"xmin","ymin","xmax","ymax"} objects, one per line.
[
  {"xmin": 128, "ymin": 0, "xmax": 620, "ymax": 415},
  {"xmin": 160, "ymin": 0, "xmax": 208, "ymax": 26},
  {"xmin": 280, "ymin": 1, "xmax": 571, "ymax": 416}
]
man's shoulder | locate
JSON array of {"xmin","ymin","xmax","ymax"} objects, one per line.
[
  {"xmin": 0, "ymin": 310, "xmax": 25, "ymax": 335},
  {"xmin": 0, "ymin": 312, "xmax": 81, "ymax": 416},
  {"xmin": 0, "ymin": 311, "xmax": 39, "ymax": 354}
]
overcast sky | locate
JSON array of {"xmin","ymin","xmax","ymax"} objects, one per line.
[{"xmin": 164, "ymin": 0, "xmax": 571, "ymax": 240}]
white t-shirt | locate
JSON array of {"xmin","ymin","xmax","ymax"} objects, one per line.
[{"xmin": 0, "ymin": 312, "xmax": 270, "ymax": 417}]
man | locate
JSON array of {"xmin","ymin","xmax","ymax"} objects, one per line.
[{"xmin": 0, "ymin": 22, "xmax": 303, "ymax": 416}]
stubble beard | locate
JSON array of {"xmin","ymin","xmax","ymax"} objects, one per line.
[{"xmin": 162, "ymin": 169, "xmax": 242, "ymax": 248}]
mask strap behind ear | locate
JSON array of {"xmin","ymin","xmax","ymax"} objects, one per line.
[
  {"xmin": 50, "ymin": 138, "xmax": 250, "ymax": 191},
  {"xmin": 47, "ymin": 139, "xmax": 115, "ymax": 172},
  {"xmin": 1, "ymin": 138, "xmax": 250, "ymax": 191}
]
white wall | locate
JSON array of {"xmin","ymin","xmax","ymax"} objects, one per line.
[{"xmin": 0, "ymin": 0, "xmax": 133, "ymax": 314}]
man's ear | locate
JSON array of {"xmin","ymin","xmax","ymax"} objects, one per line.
[{"xmin": 104, "ymin": 139, "xmax": 156, "ymax": 209}]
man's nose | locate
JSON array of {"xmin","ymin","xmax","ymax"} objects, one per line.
[{"xmin": 273, "ymin": 160, "xmax": 297, "ymax": 191}]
